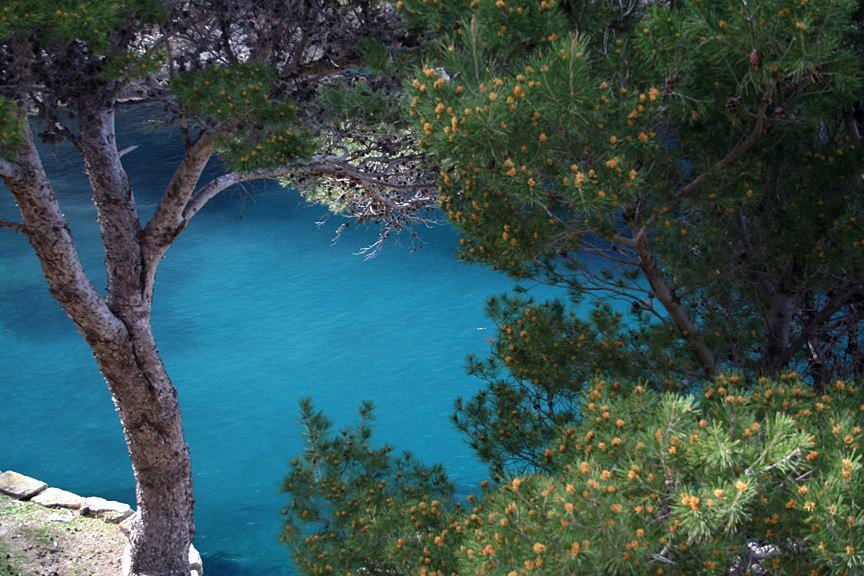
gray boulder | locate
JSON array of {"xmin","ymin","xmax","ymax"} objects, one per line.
[
  {"xmin": 81, "ymin": 496, "xmax": 134, "ymax": 523},
  {"xmin": 32, "ymin": 487, "xmax": 86, "ymax": 509},
  {"xmin": 0, "ymin": 470, "xmax": 47, "ymax": 500}
]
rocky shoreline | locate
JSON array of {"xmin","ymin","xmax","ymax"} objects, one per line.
[{"xmin": 0, "ymin": 469, "xmax": 203, "ymax": 575}]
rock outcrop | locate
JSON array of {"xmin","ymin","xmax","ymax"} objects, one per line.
[{"xmin": 0, "ymin": 468, "xmax": 203, "ymax": 575}]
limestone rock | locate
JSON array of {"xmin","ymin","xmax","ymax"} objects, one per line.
[
  {"xmin": 81, "ymin": 496, "xmax": 134, "ymax": 523},
  {"xmin": 31, "ymin": 487, "xmax": 85, "ymax": 510},
  {"xmin": 118, "ymin": 511, "xmax": 137, "ymax": 535},
  {"xmin": 0, "ymin": 470, "xmax": 47, "ymax": 499},
  {"xmin": 190, "ymin": 543, "xmax": 203, "ymax": 575},
  {"xmin": 121, "ymin": 544, "xmax": 131, "ymax": 576}
]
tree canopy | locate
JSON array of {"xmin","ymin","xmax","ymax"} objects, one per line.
[
  {"xmin": 405, "ymin": 0, "xmax": 864, "ymax": 382},
  {"xmin": 284, "ymin": 1, "xmax": 864, "ymax": 574},
  {"xmin": 284, "ymin": 376, "xmax": 864, "ymax": 575},
  {"xmin": 398, "ymin": 0, "xmax": 864, "ymax": 474}
]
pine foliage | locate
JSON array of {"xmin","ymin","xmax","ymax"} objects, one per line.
[
  {"xmin": 402, "ymin": 0, "xmax": 864, "ymax": 385},
  {"xmin": 461, "ymin": 376, "xmax": 864, "ymax": 575},
  {"xmin": 282, "ymin": 399, "xmax": 461, "ymax": 576},
  {"xmin": 283, "ymin": 1, "xmax": 864, "ymax": 574},
  {"xmin": 285, "ymin": 377, "xmax": 864, "ymax": 575}
]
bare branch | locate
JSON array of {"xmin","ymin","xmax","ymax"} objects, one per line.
[
  {"xmin": 0, "ymin": 218, "xmax": 26, "ymax": 233},
  {"xmin": 118, "ymin": 145, "xmax": 138, "ymax": 158},
  {"xmin": 581, "ymin": 244, "xmax": 640, "ymax": 267},
  {"xmin": 180, "ymin": 149, "xmax": 440, "ymax": 258},
  {"xmin": 774, "ymin": 276, "xmax": 864, "ymax": 371},
  {"xmin": 182, "ymin": 167, "xmax": 290, "ymax": 220}
]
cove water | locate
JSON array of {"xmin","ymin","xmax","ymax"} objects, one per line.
[{"xmin": 0, "ymin": 105, "xmax": 537, "ymax": 575}]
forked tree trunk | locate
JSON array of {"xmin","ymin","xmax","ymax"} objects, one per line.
[{"xmin": 3, "ymin": 104, "xmax": 195, "ymax": 576}]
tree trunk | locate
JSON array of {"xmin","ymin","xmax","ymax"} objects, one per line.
[
  {"xmin": 2, "ymin": 103, "xmax": 194, "ymax": 576},
  {"xmin": 89, "ymin": 327, "xmax": 194, "ymax": 576},
  {"xmin": 762, "ymin": 291, "xmax": 795, "ymax": 374}
]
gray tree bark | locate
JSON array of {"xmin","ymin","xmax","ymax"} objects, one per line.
[{"xmin": 3, "ymin": 103, "xmax": 195, "ymax": 576}]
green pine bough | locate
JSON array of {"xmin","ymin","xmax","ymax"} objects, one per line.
[
  {"xmin": 402, "ymin": 0, "xmax": 864, "ymax": 385},
  {"xmin": 283, "ymin": 376, "xmax": 864, "ymax": 576}
]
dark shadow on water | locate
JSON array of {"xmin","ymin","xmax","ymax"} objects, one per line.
[
  {"xmin": 199, "ymin": 552, "xmax": 244, "ymax": 576},
  {"xmin": 201, "ymin": 551, "xmax": 290, "ymax": 576}
]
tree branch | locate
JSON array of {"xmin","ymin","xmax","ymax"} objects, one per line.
[
  {"xmin": 182, "ymin": 166, "xmax": 293, "ymax": 221},
  {"xmin": 773, "ymin": 276, "xmax": 864, "ymax": 371},
  {"xmin": 77, "ymin": 102, "xmax": 146, "ymax": 305},
  {"xmin": 5, "ymin": 119, "xmax": 122, "ymax": 338},
  {"xmin": 143, "ymin": 136, "xmax": 214, "ymax": 250},
  {"xmin": 633, "ymin": 230, "xmax": 717, "ymax": 376},
  {"xmin": 0, "ymin": 218, "xmax": 26, "ymax": 233},
  {"xmin": 845, "ymin": 110, "xmax": 862, "ymax": 145},
  {"xmin": 676, "ymin": 83, "xmax": 775, "ymax": 199},
  {"xmin": 184, "ymin": 154, "xmax": 438, "ymax": 221},
  {"xmin": 301, "ymin": 154, "xmax": 438, "ymax": 192}
]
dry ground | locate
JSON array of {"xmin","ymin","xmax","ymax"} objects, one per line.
[{"xmin": 0, "ymin": 493, "xmax": 126, "ymax": 576}]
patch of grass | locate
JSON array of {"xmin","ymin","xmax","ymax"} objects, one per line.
[
  {"xmin": 0, "ymin": 498, "xmax": 24, "ymax": 576},
  {"xmin": 0, "ymin": 536, "xmax": 24, "ymax": 576},
  {"xmin": 0, "ymin": 493, "xmax": 127, "ymax": 576}
]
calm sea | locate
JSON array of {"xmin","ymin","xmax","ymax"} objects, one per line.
[{"xmin": 0, "ymin": 105, "xmax": 541, "ymax": 574}]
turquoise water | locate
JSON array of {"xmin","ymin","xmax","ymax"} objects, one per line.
[{"xmin": 0, "ymin": 107, "xmax": 528, "ymax": 574}]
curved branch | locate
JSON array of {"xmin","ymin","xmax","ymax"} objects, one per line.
[
  {"xmin": 184, "ymin": 154, "xmax": 438, "ymax": 220},
  {"xmin": 676, "ymin": 83, "xmax": 775, "ymax": 199},
  {"xmin": 182, "ymin": 165, "xmax": 294, "ymax": 220}
]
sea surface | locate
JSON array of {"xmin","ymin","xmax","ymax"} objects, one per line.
[{"xmin": 0, "ymin": 105, "xmax": 554, "ymax": 574}]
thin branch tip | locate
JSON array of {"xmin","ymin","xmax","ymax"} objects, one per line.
[{"xmin": 0, "ymin": 219, "xmax": 27, "ymax": 234}]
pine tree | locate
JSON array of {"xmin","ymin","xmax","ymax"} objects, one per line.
[
  {"xmin": 284, "ymin": 2, "xmax": 864, "ymax": 574},
  {"xmin": 400, "ymin": 0, "xmax": 864, "ymax": 471},
  {"xmin": 281, "ymin": 399, "xmax": 463, "ymax": 576},
  {"xmin": 456, "ymin": 376, "xmax": 864, "ymax": 576},
  {"xmin": 284, "ymin": 376, "xmax": 864, "ymax": 575}
]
